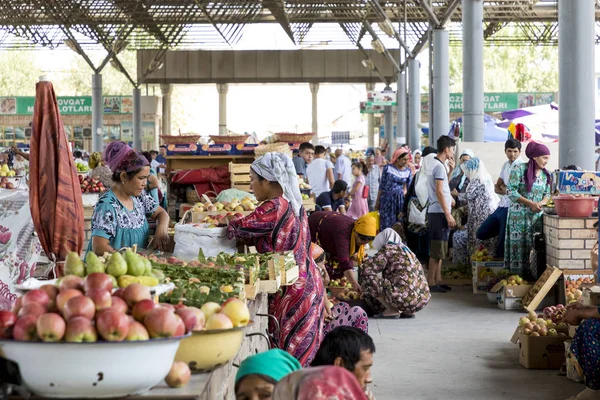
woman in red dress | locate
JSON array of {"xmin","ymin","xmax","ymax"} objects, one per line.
[{"xmin": 227, "ymin": 152, "xmax": 325, "ymax": 366}]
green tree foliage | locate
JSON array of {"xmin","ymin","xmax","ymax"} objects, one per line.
[{"xmin": 448, "ymin": 43, "xmax": 558, "ymax": 93}]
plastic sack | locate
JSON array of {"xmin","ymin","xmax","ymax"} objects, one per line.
[
  {"xmin": 564, "ymin": 341, "xmax": 585, "ymax": 383},
  {"xmin": 216, "ymin": 189, "xmax": 256, "ymax": 203},
  {"xmin": 173, "ymin": 224, "xmax": 237, "ymax": 261}
]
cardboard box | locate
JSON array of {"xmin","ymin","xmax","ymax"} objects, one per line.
[
  {"xmin": 583, "ymin": 286, "xmax": 600, "ymax": 306},
  {"xmin": 471, "ymin": 261, "xmax": 505, "ymax": 294},
  {"xmin": 491, "ymin": 284, "xmax": 533, "ymax": 310},
  {"xmin": 518, "ymin": 333, "xmax": 570, "ymax": 369}
]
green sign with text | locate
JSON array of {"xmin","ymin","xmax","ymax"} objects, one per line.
[
  {"xmin": 0, "ymin": 96, "xmax": 133, "ymax": 116},
  {"xmin": 420, "ymin": 92, "xmax": 554, "ymax": 113}
]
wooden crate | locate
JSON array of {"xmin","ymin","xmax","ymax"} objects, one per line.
[
  {"xmin": 302, "ymin": 197, "xmax": 316, "ymax": 212},
  {"xmin": 229, "ymin": 162, "xmax": 253, "ymax": 192}
]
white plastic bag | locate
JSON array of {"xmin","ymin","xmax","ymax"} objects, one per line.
[
  {"xmin": 408, "ymin": 200, "xmax": 427, "ymax": 226},
  {"xmin": 173, "ymin": 224, "xmax": 237, "ymax": 261}
]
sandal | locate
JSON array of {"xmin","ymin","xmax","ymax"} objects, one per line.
[
  {"xmin": 373, "ymin": 313, "xmax": 400, "ymax": 319},
  {"xmin": 400, "ymin": 313, "xmax": 415, "ymax": 319}
]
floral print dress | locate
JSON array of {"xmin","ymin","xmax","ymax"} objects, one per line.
[
  {"xmin": 88, "ymin": 190, "xmax": 158, "ymax": 254},
  {"xmin": 452, "ymin": 178, "xmax": 498, "ymax": 265},
  {"xmin": 360, "ymin": 243, "xmax": 431, "ymax": 315},
  {"xmin": 570, "ymin": 316, "xmax": 600, "ymax": 390},
  {"xmin": 504, "ymin": 163, "xmax": 550, "ymax": 277},
  {"xmin": 379, "ymin": 165, "xmax": 411, "ymax": 230}
]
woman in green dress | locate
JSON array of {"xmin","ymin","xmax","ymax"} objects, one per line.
[
  {"xmin": 88, "ymin": 142, "xmax": 170, "ymax": 256},
  {"xmin": 504, "ymin": 141, "xmax": 551, "ymax": 278}
]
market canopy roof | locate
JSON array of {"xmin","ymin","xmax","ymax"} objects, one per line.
[{"xmin": 1, "ymin": 0, "xmax": 600, "ymax": 53}]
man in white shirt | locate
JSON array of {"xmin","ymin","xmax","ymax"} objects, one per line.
[
  {"xmin": 73, "ymin": 150, "xmax": 88, "ymax": 167},
  {"xmin": 306, "ymin": 145, "xmax": 334, "ymax": 198},
  {"xmin": 476, "ymin": 138, "xmax": 522, "ymax": 258},
  {"xmin": 334, "ymin": 149, "xmax": 352, "ymax": 186},
  {"xmin": 150, "ymin": 150, "xmax": 161, "ymax": 171}
]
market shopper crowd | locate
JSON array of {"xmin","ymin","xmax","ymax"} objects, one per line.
[{"xmin": 75, "ymin": 137, "xmax": 598, "ymax": 400}]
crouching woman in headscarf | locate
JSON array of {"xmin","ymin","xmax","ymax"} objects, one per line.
[
  {"xmin": 360, "ymin": 228, "xmax": 431, "ymax": 319},
  {"xmin": 227, "ymin": 152, "xmax": 324, "ymax": 366},
  {"xmin": 504, "ymin": 142, "xmax": 551, "ymax": 279}
]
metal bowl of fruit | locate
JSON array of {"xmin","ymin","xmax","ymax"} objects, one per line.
[
  {"xmin": 0, "ymin": 336, "xmax": 187, "ymax": 398},
  {"xmin": 175, "ymin": 323, "xmax": 251, "ymax": 373}
]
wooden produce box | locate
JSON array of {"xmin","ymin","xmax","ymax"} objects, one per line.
[
  {"xmin": 522, "ymin": 266, "xmax": 563, "ymax": 312},
  {"xmin": 180, "ymin": 210, "xmax": 252, "ymax": 224},
  {"xmin": 245, "ymin": 280, "xmax": 260, "ymax": 301},
  {"xmin": 229, "ymin": 162, "xmax": 252, "ymax": 192},
  {"xmin": 281, "ymin": 265, "xmax": 299, "ymax": 286},
  {"xmin": 302, "ymin": 197, "xmax": 316, "ymax": 212},
  {"xmin": 258, "ymin": 258, "xmax": 281, "ymax": 294}
]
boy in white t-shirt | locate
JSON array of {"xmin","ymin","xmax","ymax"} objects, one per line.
[
  {"xmin": 306, "ymin": 145, "xmax": 335, "ymax": 198},
  {"xmin": 476, "ymin": 138, "xmax": 522, "ymax": 258}
]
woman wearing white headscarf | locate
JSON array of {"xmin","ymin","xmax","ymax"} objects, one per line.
[
  {"xmin": 451, "ymin": 157, "xmax": 499, "ymax": 265},
  {"xmin": 227, "ymin": 152, "xmax": 324, "ymax": 366},
  {"xmin": 449, "ymin": 149, "xmax": 474, "ymax": 206},
  {"xmin": 359, "ymin": 228, "xmax": 431, "ymax": 319}
]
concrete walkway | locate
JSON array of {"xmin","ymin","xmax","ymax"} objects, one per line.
[{"xmin": 369, "ymin": 286, "xmax": 584, "ymax": 400}]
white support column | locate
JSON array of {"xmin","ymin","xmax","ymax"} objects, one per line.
[
  {"xmin": 397, "ymin": 72, "xmax": 407, "ymax": 146},
  {"xmin": 310, "ymin": 83, "xmax": 319, "ymax": 144},
  {"xmin": 432, "ymin": 29, "xmax": 450, "ymax": 144},
  {"xmin": 217, "ymin": 83, "xmax": 228, "ymax": 135},
  {"xmin": 366, "ymin": 82, "xmax": 375, "ymax": 148},
  {"xmin": 408, "ymin": 59, "xmax": 421, "ymax": 151},
  {"xmin": 462, "ymin": 0, "xmax": 485, "ymax": 142},
  {"xmin": 161, "ymin": 84, "xmax": 172, "ymax": 137},
  {"xmin": 132, "ymin": 87, "xmax": 142, "ymax": 151},
  {"xmin": 91, "ymin": 74, "xmax": 103, "ymax": 152},
  {"xmin": 558, "ymin": 0, "xmax": 596, "ymax": 169}
]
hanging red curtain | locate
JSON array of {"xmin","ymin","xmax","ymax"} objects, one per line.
[{"xmin": 29, "ymin": 80, "xmax": 84, "ymax": 262}]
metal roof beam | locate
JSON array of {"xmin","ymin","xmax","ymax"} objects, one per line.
[{"xmin": 263, "ymin": 0, "xmax": 296, "ymax": 44}]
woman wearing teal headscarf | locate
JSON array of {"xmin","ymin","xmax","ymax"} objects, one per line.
[{"xmin": 235, "ymin": 349, "xmax": 302, "ymax": 400}]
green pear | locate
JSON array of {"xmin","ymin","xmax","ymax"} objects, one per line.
[
  {"xmin": 85, "ymin": 251, "xmax": 105, "ymax": 274},
  {"xmin": 106, "ymin": 252, "xmax": 128, "ymax": 277},
  {"xmin": 124, "ymin": 250, "xmax": 145, "ymax": 276},
  {"xmin": 143, "ymin": 258, "xmax": 152, "ymax": 276},
  {"xmin": 151, "ymin": 269, "xmax": 165, "ymax": 283},
  {"xmin": 65, "ymin": 252, "xmax": 85, "ymax": 277}
]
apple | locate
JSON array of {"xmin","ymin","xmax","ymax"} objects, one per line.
[
  {"xmin": 96, "ymin": 309, "xmax": 130, "ymax": 341},
  {"xmin": 13, "ymin": 315, "xmax": 39, "ymax": 341},
  {"xmin": 11, "ymin": 297, "xmax": 21, "ymax": 314},
  {"xmin": 113, "ymin": 288, "xmax": 125, "ymax": 298},
  {"xmin": 122, "ymin": 283, "xmax": 151, "ymax": 307},
  {"xmin": 36, "ymin": 313, "xmax": 66, "ymax": 342},
  {"xmin": 518, "ymin": 317, "xmax": 530, "ymax": 327},
  {"xmin": 56, "ymin": 289, "xmax": 83, "ymax": 314},
  {"xmin": 40, "ymin": 284, "xmax": 59, "ymax": 302},
  {"xmin": 176, "ymin": 307, "xmax": 205, "ymax": 332},
  {"xmin": 165, "ymin": 361, "xmax": 191, "ymax": 388},
  {"xmin": 18, "ymin": 303, "xmax": 47, "ymax": 320},
  {"xmin": 59, "ymin": 275, "xmax": 84, "ymax": 291},
  {"xmin": 220, "ymin": 298, "xmax": 250, "ymax": 327},
  {"xmin": 65, "ymin": 316, "xmax": 98, "ymax": 342},
  {"xmin": 110, "ymin": 296, "xmax": 128, "ymax": 313},
  {"xmin": 22, "ymin": 289, "xmax": 50, "ymax": 309},
  {"xmin": 200, "ymin": 302, "xmax": 221, "ymax": 320},
  {"xmin": 0, "ymin": 310, "xmax": 17, "ymax": 338},
  {"xmin": 144, "ymin": 307, "xmax": 183, "ymax": 338},
  {"xmin": 160, "ymin": 303, "xmax": 175, "ymax": 312},
  {"xmin": 205, "ymin": 313, "xmax": 233, "ymax": 330},
  {"xmin": 174, "ymin": 315, "xmax": 185, "ymax": 337},
  {"xmin": 132, "ymin": 299, "xmax": 156, "ymax": 322},
  {"xmin": 126, "ymin": 320, "xmax": 150, "ymax": 341},
  {"xmin": 64, "ymin": 296, "xmax": 96, "ymax": 321},
  {"xmin": 530, "ymin": 332, "xmax": 540, "ymax": 337},
  {"xmin": 87, "ymin": 289, "xmax": 112, "ymax": 310},
  {"xmin": 84, "ymin": 273, "xmax": 114, "ymax": 293},
  {"xmin": 548, "ymin": 328, "xmax": 558, "ymax": 336}
]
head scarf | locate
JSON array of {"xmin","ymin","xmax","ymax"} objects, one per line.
[
  {"xmin": 350, "ymin": 214, "xmax": 377, "ymax": 265},
  {"xmin": 413, "ymin": 149, "xmax": 423, "ymax": 169},
  {"xmin": 391, "ymin": 146, "xmax": 410, "ymax": 165},
  {"xmin": 251, "ymin": 152, "xmax": 303, "ymax": 216},
  {"xmin": 273, "ymin": 366, "xmax": 368, "ymax": 400},
  {"xmin": 235, "ymin": 349, "xmax": 302, "ymax": 385},
  {"xmin": 416, "ymin": 153, "xmax": 438, "ymax": 207},
  {"xmin": 451, "ymin": 148, "xmax": 475, "ymax": 187},
  {"xmin": 103, "ymin": 141, "xmax": 149, "ymax": 174},
  {"xmin": 310, "ymin": 243, "xmax": 325, "ymax": 261},
  {"xmin": 463, "ymin": 158, "xmax": 500, "ymax": 211},
  {"xmin": 372, "ymin": 228, "xmax": 402, "ymax": 251},
  {"xmin": 524, "ymin": 141, "xmax": 551, "ymax": 192}
]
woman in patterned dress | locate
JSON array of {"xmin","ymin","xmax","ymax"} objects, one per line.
[
  {"xmin": 564, "ymin": 303, "xmax": 600, "ymax": 399},
  {"xmin": 504, "ymin": 142, "xmax": 551, "ymax": 278},
  {"xmin": 360, "ymin": 228, "xmax": 431, "ymax": 319},
  {"xmin": 375, "ymin": 147, "xmax": 412, "ymax": 230},
  {"xmin": 451, "ymin": 158, "xmax": 499, "ymax": 265},
  {"xmin": 227, "ymin": 153, "xmax": 324, "ymax": 367},
  {"xmin": 89, "ymin": 142, "xmax": 170, "ymax": 256}
]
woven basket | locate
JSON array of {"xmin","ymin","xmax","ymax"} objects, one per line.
[
  {"xmin": 274, "ymin": 132, "xmax": 314, "ymax": 143},
  {"xmin": 186, "ymin": 187, "xmax": 202, "ymax": 204},
  {"xmin": 209, "ymin": 135, "xmax": 249, "ymax": 145},
  {"xmin": 254, "ymin": 143, "xmax": 293, "ymax": 158},
  {"xmin": 160, "ymin": 135, "xmax": 200, "ymax": 145}
]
